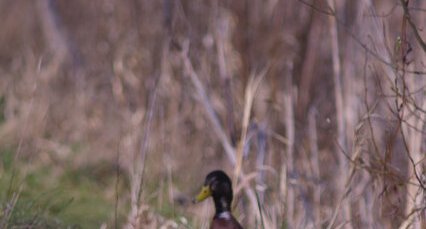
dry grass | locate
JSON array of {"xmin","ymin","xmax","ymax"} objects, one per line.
[{"xmin": 0, "ymin": 0, "xmax": 425, "ymax": 228}]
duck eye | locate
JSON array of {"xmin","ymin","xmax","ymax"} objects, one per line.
[{"xmin": 210, "ymin": 181, "xmax": 218, "ymax": 190}]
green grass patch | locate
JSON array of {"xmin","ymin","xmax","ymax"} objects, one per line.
[{"xmin": 0, "ymin": 150, "xmax": 127, "ymax": 228}]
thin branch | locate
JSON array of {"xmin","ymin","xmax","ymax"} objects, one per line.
[
  {"xmin": 297, "ymin": 0, "xmax": 426, "ymax": 75},
  {"xmin": 399, "ymin": 0, "xmax": 426, "ymax": 53},
  {"xmin": 297, "ymin": 0, "xmax": 334, "ymax": 16},
  {"xmin": 180, "ymin": 40, "xmax": 236, "ymax": 165}
]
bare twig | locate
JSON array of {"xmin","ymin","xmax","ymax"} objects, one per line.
[
  {"xmin": 180, "ymin": 40, "xmax": 236, "ymax": 165},
  {"xmin": 399, "ymin": 0, "xmax": 426, "ymax": 53}
]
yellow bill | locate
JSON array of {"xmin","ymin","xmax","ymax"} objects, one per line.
[{"xmin": 193, "ymin": 185, "xmax": 212, "ymax": 203}]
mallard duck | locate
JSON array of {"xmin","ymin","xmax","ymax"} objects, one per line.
[{"xmin": 194, "ymin": 170, "xmax": 244, "ymax": 229}]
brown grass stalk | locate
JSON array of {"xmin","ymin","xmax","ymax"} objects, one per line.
[
  {"xmin": 125, "ymin": 75, "xmax": 159, "ymax": 229},
  {"xmin": 308, "ymin": 107, "xmax": 321, "ymax": 227},
  {"xmin": 234, "ymin": 68, "xmax": 268, "ymax": 185},
  {"xmin": 326, "ymin": 0, "xmax": 351, "ymax": 227},
  {"xmin": 282, "ymin": 61, "xmax": 295, "ymax": 227}
]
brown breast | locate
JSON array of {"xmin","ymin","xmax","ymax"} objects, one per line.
[{"xmin": 210, "ymin": 216, "xmax": 244, "ymax": 229}]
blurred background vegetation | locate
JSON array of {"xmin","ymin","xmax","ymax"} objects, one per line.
[{"xmin": 0, "ymin": 0, "xmax": 425, "ymax": 228}]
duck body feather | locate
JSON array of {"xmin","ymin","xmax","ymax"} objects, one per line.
[{"xmin": 210, "ymin": 215, "xmax": 244, "ymax": 229}]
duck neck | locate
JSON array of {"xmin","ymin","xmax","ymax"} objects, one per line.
[{"xmin": 213, "ymin": 196, "xmax": 231, "ymax": 216}]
